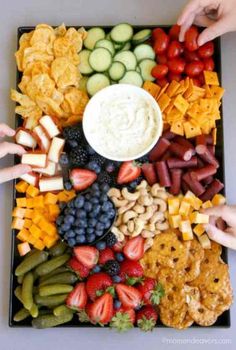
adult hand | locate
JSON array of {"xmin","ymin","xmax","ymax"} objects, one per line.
[
  {"xmin": 177, "ymin": 0, "xmax": 236, "ymax": 46},
  {"xmin": 203, "ymin": 205, "xmax": 236, "ymax": 249},
  {"xmin": 0, "ymin": 123, "xmax": 31, "ymax": 184}
]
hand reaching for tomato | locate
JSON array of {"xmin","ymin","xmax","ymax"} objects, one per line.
[{"xmin": 177, "ymin": 0, "xmax": 236, "ymax": 46}]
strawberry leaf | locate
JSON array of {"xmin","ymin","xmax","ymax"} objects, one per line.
[
  {"xmin": 150, "ymin": 282, "xmax": 165, "ymax": 305},
  {"xmin": 126, "ymin": 276, "xmax": 144, "ymax": 286},
  {"xmin": 110, "ymin": 312, "xmax": 133, "ymax": 332}
]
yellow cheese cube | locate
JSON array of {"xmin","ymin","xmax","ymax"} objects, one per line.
[
  {"xmin": 193, "ymin": 224, "xmax": 205, "ymax": 237},
  {"xmin": 211, "ymin": 194, "xmax": 226, "ymax": 206},
  {"xmin": 16, "ymin": 197, "xmax": 27, "ymax": 208},
  {"xmin": 190, "ymin": 212, "xmax": 209, "ymax": 224},
  {"xmin": 182, "ymin": 231, "xmax": 194, "ymax": 241},
  {"xmin": 11, "ymin": 217, "xmax": 25, "ymax": 230},
  {"xmin": 24, "ymin": 219, "xmax": 32, "ymax": 229},
  {"xmin": 202, "ymin": 200, "xmax": 213, "ymax": 209},
  {"xmin": 179, "ymin": 200, "xmax": 191, "ymax": 216},
  {"xmin": 15, "ymin": 181, "xmax": 29, "ymax": 193},
  {"xmin": 32, "ymin": 211, "xmax": 43, "ymax": 225},
  {"xmin": 34, "ymin": 239, "xmax": 45, "ymax": 251},
  {"xmin": 27, "ymin": 235, "xmax": 37, "ymax": 245},
  {"xmin": 29, "ymin": 224, "xmax": 41, "ymax": 239},
  {"xmin": 43, "ymin": 235, "xmax": 58, "ymax": 249},
  {"xmin": 16, "ymin": 228, "xmax": 30, "ymax": 242},
  {"xmin": 26, "ymin": 185, "xmax": 40, "ymax": 198},
  {"xmin": 169, "ymin": 215, "xmax": 181, "ymax": 229},
  {"xmin": 179, "ymin": 220, "xmax": 193, "ymax": 241},
  {"xmin": 44, "ymin": 193, "xmax": 58, "ymax": 205},
  {"xmin": 25, "ymin": 209, "xmax": 34, "ymax": 219},
  {"xmin": 168, "ymin": 198, "xmax": 180, "ymax": 215},
  {"xmin": 26, "ymin": 198, "xmax": 34, "ymax": 208},
  {"xmin": 198, "ymin": 234, "xmax": 211, "ymax": 249},
  {"xmin": 33, "ymin": 195, "xmax": 44, "ymax": 208},
  {"xmin": 12, "ymin": 207, "xmax": 26, "ymax": 219},
  {"xmin": 18, "ymin": 242, "xmax": 31, "ymax": 256}
]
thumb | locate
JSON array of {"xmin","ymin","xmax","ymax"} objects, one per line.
[
  {"xmin": 198, "ymin": 18, "xmax": 229, "ymax": 45},
  {"xmin": 0, "ymin": 164, "xmax": 31, "ymax": 184},
  {"xmin": 205, "ymin": 223, "xmax": 236, "ymax": 250}
]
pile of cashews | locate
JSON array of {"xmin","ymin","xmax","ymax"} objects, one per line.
[{"xmin": 108, "ymin": 180, "xmax": 170, "ymax": 251}]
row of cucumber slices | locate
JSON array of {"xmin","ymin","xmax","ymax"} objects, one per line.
[{"xmin": 78, "ymin": 23, "xmax": 156, "ymax": 96}]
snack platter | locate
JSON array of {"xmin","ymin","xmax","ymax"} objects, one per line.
[{"xmin": 9, "ymin": 24, "xmax": 232, "ymax": 330}]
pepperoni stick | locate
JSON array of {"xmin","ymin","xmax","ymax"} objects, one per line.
[
  {"xmin": 141, "ymin": 163, "xmax": 157, "ymax": 186},
  {"xmin": 169, "ymin": 169, "xmax": 182, "ymax": 195},
  {"xmin": 182, "ymin": 172, "xmax": 205, "ymax": 196},
  {"xmin": 167, "ymin": 156, "xmax": 198, "ymax": 169},
  {"xmin": 182, "ymin": 180, "xmax": 191, "ymax": 194},
  {"xmin": 197, "ymin": 157, "xmax": 205, "ymax": 168},
  {"xmin": 196, "ymin": 134, "xmax": 207, "ymax": 146},
  {"xmin": 190, "ymin": 165, "xmax": 217, "ymax": 182},
  {"xmin": 206, "ymin": 134, "xmax": 214, "ymax": 145},
  {"xmin": 200, "ymin": 179, "xmax": 224, "ymax": 202},
  {"xmin": 195, "ymin": 144, "xmax": 219, "ymax": 168},
  {"xmin": 169, "ymin": 142, "xmax": 194, "ymax": 161},
  {"xmin": 149, "ymin": 138, "xmax": 171, "ymax": 161},
  {"xmin": 162, "ymin": 130, "xmax": 176, "ymax": 140},
  {"xmin": 202, "ymin": 175, "xmax": 214, "ymax": 185},
  {"xmin": 175, "ymin": 136, "xmax": 196, "ymax": 154},
  {"xmin": 161, "ymin": 150, "xmax": 172, "ymax": 161},
  {"xmin": 156, "ymin": 161, "xmax": 171, "ymax": 187},
  {"xmin": 208, "ymin": 145, "xmax": 215, "ymax": 156}
]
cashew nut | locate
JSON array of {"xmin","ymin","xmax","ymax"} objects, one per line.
[
  {"xmin": 151, "ymin": 183, "xmax": 161, "ymax": 197},
  {"xmin": 144, "ymin": 237, "xmax": 154, "ymax": 251},
  {"xmin": 121, "ymin": 188, "xmax": 140, "ymax": 201},
  {"xmin": 111, "ymin": 197, "xmax": 128, "ymax": 208},
  {"xmin": 133, "ymin": 204, "xmax": 145, "ymax": 214},
  {"xmin": 145, "ymin": 223, "xmax": 156, "ymax": 232},
  {"xmin": 155, "ymin": 220, "xmax": 169, "ymax": 231},
  {"xmin": 119, "ymin": 224, "xmax": 128, "ymax": 235},
  {"xmin": 138, "ymin": 195, "xmax": 153, "ymax": 206},
  {"xmin": 118, "ymin": 201, "xmax": 135, "ymax": 215},
  {"xmin": 127, "ymin": 220, "xmax": 135, "ymax": 233},
  {"xmin": 154, "ymin": 190, "xmax": 169, "ymax": 200},
  {"xmin": 108, "ymin": 188, "xmax": 121, "ymax": 198},
  {"xmin": 123, "ymin": 210, "xmax": 137, "ymax": 224},
  {"xmin": 150, "ymin": 212, "xmax": 165, "ymax": 224},
  {"xmin": 136, "ymin": 180, "xmax": 148, "ymax": 189},
  {"xmin": 115, "ymin": 216, "xmax": 122, "ymax": 226},
  {"xmin": 111, "ymin": 227, "xmax": 125, "ymax": 242},
  {"xmin": 141, "ymin": 230, "xmax": 155, "ymax": 238},
  {"xmin": 139, "ymin": 188, "xmax": 148, "ymax": 196},
  {"xmin": 132, "ymin": 218, "xmax": 145, "ymax": 237},
  {"xmin": 139, "ymin": 206, "xmax": 156, "ymax": 221},
  {"xmin": 153, "ymin": 198, "xmax": 167, "ymax": 212}
]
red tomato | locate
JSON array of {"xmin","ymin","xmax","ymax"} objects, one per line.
[
  {"xmin": 192, "ymin": 78, "xmax": 201, "ymax": 87},
  {"xmin": 152, "ymin": 28, "xmax": 166, "ymax": 41},
  {"xmin": 153, "ymin": 32, "xmax": 170, "ymax": 54},
  {"xmin": 185, "ymin": 61, "xmax": 204, "ymax": 77},
  {"xmin": 203, "ymin": 57, "xmax": 215, "ymax": 71},
  {"xmin": 151, "ymin": 64, "xmax": 168, "ymax": 79},
  {"xmin": 198, "ymin": 72, "xmax": 205, "ymax": 85},
  {"xmin": 184, "ymin": 50, "xmax": 200, "ymax": 62},
  {"xmin": 198, "ymin": 41, "xmax": 214, "ymax": 58},
  {"xmin": 156, "ymin": 78, "xmax": 169, "ymax": 87},
  {"xmin": 168, "ymin": 72, "xmax": 182, "ymax": 82},
  {"xmin": 184, "ymin": 26, "xmax": 199, "ymax": 52},
  {"xmin": 167, "ymin": 41, "xmax": 183, "ymax": 59},
  {"xmin": 168, "ymin": 58, "xmax": 185, "ymax": 74},
  {"xmin": 157, "ymin": 54, "xmax": 167, "ymax": 64},
  {"xmin": 169, "ymin": 24, "xmax": 180, "ymax": 40}
]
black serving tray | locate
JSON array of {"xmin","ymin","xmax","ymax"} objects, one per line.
[{"xmin": 9, "ymin": 25, "xmax": 230, "ymax": 328}]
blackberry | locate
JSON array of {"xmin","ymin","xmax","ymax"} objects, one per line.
[
  {"xmin": 127, "ymin": 175, "xmax": 143, "ymax": 192},
  {"xmin": 104, "ymin": 260, "xmax": 120, "ymax": 276},
  {"xmin": 87, "ymin": 161, "xmax": 101, "ymax": 174},
  {"xmin": 105, "ymin": 161, "xmax": 117, "ymax": 173},
  {"xmin": 106, "ymin": 232, "xmax": 117, "ymax": 247},
  {"xmin": 98, "ymin": 171, "xmax": 112, "ymax": 185},
  {"xmin": 70, "ymin": 146, "xmax": 89, "ymax": 167},
  {"xmin": 89, "ymin": 154, "xmax": 106, "ymax": 167},
  {"xmin": 63, "ymin": 125, "xmax": 82, "ymax": 141}
]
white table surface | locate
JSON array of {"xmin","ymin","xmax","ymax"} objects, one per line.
[{"xmin": 0, "ymin": 0, "xmax": 236, "ymax": 349}]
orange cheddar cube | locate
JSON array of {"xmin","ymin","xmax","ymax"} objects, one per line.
[
  {"xmin": 33, "ymin": 195, "xmax": 44, "ymax": 208},
  {"xmin": 16, "ymin": 228, "xmax": 30, "ymax": 242},
  {"xmin": 168, "ymin": 198, "xmax": 180, "ymax": 215},
  {"xmin": 57, "ymin": 191, "xmax": 70, "ymax": 202},
  {"xmin": 63, "ymin": 190, "xmax": 76, "ymax": 201},
  {"xmin": 18, "ymin": 242, "xmax": 31, "ymax": 256},
  {"xmin": 24, "ymin": 219, "xmax": 32, "ymax": 229},
  {"xmin": 27, "ymin": 235, "xmax": 37, "ymax": 245},
  {"xmin": 15, "ymin": 181, "xmax": 28, "ymax": 193},
  {"xmin": 43, "ymin": 235, "xmax": 58, "ymax": 249},
  {"xmin": 44, "ymin": 192, "xmax": 58, "ymax": 205},
  {"xmin": 32, "ymin": 210, "xmax": 43, "ymax": 225},
  {"xmin": 202, "ymin": 200, "xmax": 213, "ymax": 209},
  {"xmin": 29, "ymin": 224, "xmax": 42, "ymax": 239},
  {"xmin": 16, "ymin": 197, "xmax": 27, "ymax": 208},
  {"xmin": 198, "ymin": 233, "xmax": 211, "ymax": 249},
  {"xmin": 12, "ymin": 207, "xmax": 26, "ymax": 219},
  {"xmin": 38, "ymin": 218, "xmax": 57, "ymax": 236},
  {"xmin": 193, "ymin": 224, "xmax": 205, "ymax": 237},
  {"xmin": 26, "ymin": 198, "xmax": 35, "ymax": 208},
  {"xmin": 34, "ymin": 239, "xmax": 45, "ymax": 251},
  {"xmin": 179, "ymin": 200, "xmax": 191, "ymax": 216},
  {"xmin": 25, "ymin": 209, "xmax": 34, "ymax": 219},
  {"xmin": 169, "ymin": 215, "xmax": 181, "ymax": 229},
  {"xmin": 48, "ymin": 204, "xmax": 60, "ymax": 218},
  {"xmin": 12, "ymin": 217, "xmax": 25, "ymax": 230},
  {"xmin": 26, "ymin": 185, "xmax": 40, "ymax": 198},
  {"xmin": 211, "ymin": 194, "xmax": 226, "ymax": 206},
  {"xmin": 190, "ymin": 212, "xmax": 209, "ymax": 224}
]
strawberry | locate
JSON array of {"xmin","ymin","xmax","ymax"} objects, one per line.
[
  {"xmin": 73, "ymin": 246, "xmax": 99, "ymax": 269},
  {"xmin": 119, "ymin": 260, "xmax": 144, "ymax": 284},
  {"xmin": 66, "ymin": 282, "xmax": 87, "ymax": 310},
  {"xmin": 123, "ymin": 236, "xmax": 145, "ymax": 261},
  {"xmin": 86, "ymin": 272, "xmax": 113, "ymax": 301},
  {"xmin": 115, "ymin": 283, "xmax": 142, "ymax": 309},
  {"xmin": 141, "ymin": 163, "xmax": 158, "ymax": 186},
  {"xmin": 113, "ymin": 239, "xmax": 127, "ymax": 252},
  {"xmin": 70, "ymin": 168, "xmax": 97, "ymax": 191},
  {"xmin": 67, "ymin": 257, "xmax": 90, "ymax": 279},
  {"xmin": 98, "ymin": 248, "xmax": 115, "ymax": 265},
  {"xmin": 110, "ymin": 307, "xmax": 135, "ymax": 332},
  {"xmin": 136, "ymin": 305, "xmax": 158, "ymax": 331},
  {"xmin": 87, "ymin": 293, "xmax": 113, "ymax": 324},
  {"xmin": 137, "ymin": 278, "xmax": 165, "ymax": 305},
  {"xmin": 117, "ymin": 161, "xmax": 141, "ymax": 184}
]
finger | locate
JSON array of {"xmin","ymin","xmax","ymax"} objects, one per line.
[
  {"xmin": 177, "ymin": 0, "xmax": 202, "ymax": 26},
  {"xmin": 205, "ymin": 224, "xmax": 236, "ymax": 250},
  {"xmin": 198, "ymin": 18, "xmax": 229, "ymax": 45},
  {"xmin": 225, "ymin": 227, "xmax": 235, "ymax": 235},
  {"xmin": 193, "ymin": 14, "xmax": 215, "ymax": 27},
  {"xmin": 179, "ymin": 12, "xmax": 196, "ymax": 41},
  {"xmin": 0, "ymin": 124, "xmax": 15, "ymax": 138},
  {"xmin": 0, "ymin": 164, "xmax": 31, "ymax": 184},
  {"xmin": 0, "ymin": 142, "xmax": 26, "ymax": 158},
  {"xmin": 203, "ymin": 205, "xmax": 236, "ymax": 228}
]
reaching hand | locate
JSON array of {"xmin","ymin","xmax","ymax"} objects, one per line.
[
  {"xmin": 177, "ymin": 0, "xmax": 236, "ymax": 45},
  {"xmin": 203, "ymin": 205, "xmax": 236, "ymax": 250},
  {"xmin": 0, "ymin": 124, "xmax": 31, "ymax": 184}
]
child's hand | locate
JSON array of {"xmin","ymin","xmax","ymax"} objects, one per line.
[
  {"xmin": 203, "ymin": 205, "xmax": 236, "ymax": 249},
  {"xmin": 177, "ymin": 0, "xmax": 236, "ymax": 45},
  {"xmin": 0, "ymin": 123, "xmax": 31, "ymax": 184}
]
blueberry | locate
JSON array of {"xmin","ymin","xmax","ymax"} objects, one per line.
[
  {"xmin": 88, "ymin": 211, "xmax": 97, "ymax": 219},
  {"xmin": 86, "ymin": 227, "xmax": 94, "ymax": 235},
  {"xmin": 99, "ymin": 214, "xmax": 110, "ymax": 224},
  {"xmin": 104, "ymin": 220, "xmax": 112, "ymax": 229},
  {"xmin": 86, "ymin": 145, "xmax": 96, "ymax": 155},
  {"xmin": 56, "ymin": 216, "xmax": 64, "ymax": 226},
  {"xmin": 92, "ymin": 265, "xmax": 101, "ymax": 273},
  {"xmin": 85, "ymin": 193, "xmax": 91, "ymax": 200},
  {"xmin": 95, "ymin": 230, "xmax": 104, "ymax": 237},
  {"xmin": 84, "ymin": 202, "xmax": 92, "ymax": 212},
  {"xmin": 91, "ymin": 206, "xmax": 101, "ymax": 217},
  {"xmin": 100, "ymin": 194, "xmax": 108, "ymax": 202},
  {"xmin": 67, "ymin": 201, "xmax": 75, "ymax": 209},
  {"xmin": 75, "ymin": 228, "xmax": 85, "ymax": 235},
  {"xmin": 61, "ymin": 223, "xmax": 71, "ymax": 231},
  {"xmin": 91, "ymin": 183, "xmax": 99, "ymax": 191},
  {"xmin": 76, "ymin": 210, "xmax": 87, "ymax": 219},
  {"xmin": 87, "ymin": 161, "xmax": 101, "ymax": 174},
  {"xmin": 102, "ymin": 202, "xmax": 111, "ymax": 212},
  {"xmin": 76, "ymin": 219, "xmax": 88, "ymax": 228},
  {"xmin": 64, "ymin": 180, "xmax": 72, "ymax": 191},
  {"xmin": 93, "ymin": 190, "xmax": 101, "ymax": 197},
  {"xmin": 59, "ymin": 153, "xmax": 69, "ymax": 166},
  {"xmin": 90, "ymin": 197, "xmax": 99, "ymax": 204},
  {"xmin": 67, "ymin": 229, "xmax": 76, "ymax": 238},
  {"xmin": 115, "ymin": 253, "xmax": 124, "ymax": 262},
  {"xmin": 88, "ymin": 218, "xmax": 97, "ymax": 228},
  {"xmin": 112, "ymin": 275, "xmax": 122, "ymax": 283},
  {"xmin": 96, "ymin": 222, "xmax": 105, "ymax": 231},
  {"xmin": 59, "ymin": 202, "xmax": 66, "ymax": 210},
  {"xmin": 64, "ymin": 208, "xmax": 71, "ymax": 215},
  {"xmin": 67, "ymin": 238, "xmax": 76, "ymax": 247},
  {"xmin": 87, "ymin": 234, "xmax": 96, "ymax": 243},
  {"xmin": 64, "ymin": 215, "xmax": 75, "ymax": 224},
  {"xmin": 114, "ymin": 299, "xmax": 122, "ymax": 309},
  {"xmin": 74, "ymin": 196, "xmax": 85, "ymax": 208},
  {"xmin": 68, "ymin": 139, "xmax": 79, "ymax": 148},
  {"xmin": 96, "ymin": 240, "xmax": 106, "ymax": 250},
  {"xmin": 100, "ymin": 183, "xmax": 110, "ymax": 193},
  {"xmin": 107, "ymin": 209, "xmax": 116, "ymax": 219},
  {"xmin": 58, "ymin": 227, "xmax": 64, "ymax": 235},
  {"xmin": 76, "ymin": 235, "xmax": 86, "ymax": 244}
]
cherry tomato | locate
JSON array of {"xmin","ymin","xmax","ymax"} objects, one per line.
[
  {"xmin": 185, "ymin": 61, "xmax": 204, "ymax": 77},
  {"xmin": 198, "ymin": 41, "xmax": 214, "ymax": 58},
  {"xmin": 169, "ymin": 24, "xmax": 180, "ymax": 40},
  {"xmin": 184, "ymin": 50, "xmax": 200, "ymax": 62},
  {"xmin": 198, "ymin": 72, "xmax": 205, "ymax": 85},
  {"xmin": 184, "ymin": 25, "xmax": 199, "ymax": 52},
  {"xmin": 156, "ymin": 78, "xmax": 169, "ymax": 87},
  {"xmin": 168, "ymin": 72, "xmax": 182, "ymax": 82},
  {"xmin": 167, "ymin": 41, "xmax": 183, "ymax": 59},
  {"xmin": 157, "ymin": 54, "xmax": 167, "ymax": 64},
  {"xmin": 203, "ymin": 57, "xmax": 215, "ymax": 71},
  {"xmin": 153, "ymin": 32, "xmax": 170, "ymax": 54},
  {"xmin": 192, "ymin": 78, "xmax": 201, "ymax": 87},
  {"xmin": 151, "ymin": 64, "xmax": 168, "ymax": 79},
  {"xmin": 168, "ymin": 58, "xmax": 185, "ymax": 74},
  {"xmin": 152, "ymin": 28, "xmax": 166, "ymax": 41}
]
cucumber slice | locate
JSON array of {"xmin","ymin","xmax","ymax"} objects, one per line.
[
  {"xmin": 78, "ymin": 76, "xmax": 89, "ymax": 93},
  {"xmin": 106, "ymin": 32, "xmax": 112, "ymax": 40},
  {"xmin": 120, "ymin": 42, "xmax": 131, "ymax": 52},
  {"xmin": 134, "ymin": 44, "xmax": 155, "ymax": 62},
  {"xmin": 78, "ymin": 50, "xmax": 93, "ymax": 75},
  {"xmin": 114, "ymin": 51, "xmax": 137, "ymax": 71},
  {"xmin": 132, "ymin": 29, "xmax": 152, "ymax": 45},
  {"xmin": 89, "ymin": 48, "xmax": 112, "ymax": 72},
  {"xmin": 119, "ymin": 70, "xmax": 143, "ymax": 87},
  {"xmin": 86, "ymin": 73, "xmax": 110, "ymax": 96},
  {"xmin": 139, "ymin": 59, "xmax": 156, "ymax": 82},
  {"xmin": 95, "ymin": 39, "xmax": 115, "ymax": 56},
  {"xmin": 110, "ymin": 23, "xmax": 134, "ymax": 43},
  {"xmin": 84, "ymin": 27, "xmax": 105, "ymax": 50},
  {"xmin": 136, "ymin": 65, "xmax": 141, "ymax": 73},
  {"xmin": 108, "ymin": 62, "xmax": 126, "ymax": 81},
  {"xmin": 114, "ymin": 42, "xmax": 126, "ymax": 51}
]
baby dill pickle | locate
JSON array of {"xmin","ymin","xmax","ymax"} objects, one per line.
[
  {"xmin": 39, "ymin": 272, "xmax": 77, "ymax": 287},
  {"xmin": 13, "ymin": 308, "xmax": 30, "ymax": 322},
  {"xmin": 14, "ymin": 286, "xmax": 23, "ymax": 304},
  {"xmin": 53, "ymin": 305, "xmax": 73, "ymax": 317},
  {"xmin": 29, "ymin": 303, "xmax": 39, "ymax": 318},
  {"xmin": 39, "ymin": 284, "xmax": 73, "ymax": 297},
  {"xmin": 49, "ymin": 241, "xmax": 67, "ymax": 257},
  {"xmin": 39, "ymin": 267, "xmax": 69, "ymax": 283},
  {"xmin": 21, "ymin": 272, "xmax": 34, "ymax": 310},
  {"xmin": 34, "ymin": 294, "xmax": 68, "ymax": 307},
  {"xmin": 15, "ymin": 251, "xmax": 48, "ymax": 276},
  {"xmin": 35, "ymin": 254, "xmax": 70, "ymax": 277},
  {"xmin": 32, "ymin": 312, "xmax": 73, "ymax": 329},
  {"xmin": 17, "ymin": 275, "xmax": 24, "ymax": 284}
]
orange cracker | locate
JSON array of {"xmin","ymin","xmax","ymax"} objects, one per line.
[
  {"xmin": 170, "ymin": 120, "xmax": 184, "ymax": 136},
  {"xmin": 183, "ymin": 121, "xmax": 201, "ymax": 138},
  {"xmin": 166, "ymin": 80, "xmax": 181, "ymax": 98},
  {"xmin": 173, "ymin": 94, "xmax": 189, "ymax": 114},
  {"xmin": 209, "ymin": 86, "xmax": 225, "ymax": 100},
  {"xmin": 157, "ymin": 93, "xmax": 171, "ymax": 112},
  {"xmin": 157, "ymin": 82, "xmax": 169, "ymax": 99},
  {"xmin": 204, "ymin": 71, "xmax": 219, "ymax": 86},
  {"xmin": 143, "ymin": 81, "xmax": 161, "ymax": 99}
]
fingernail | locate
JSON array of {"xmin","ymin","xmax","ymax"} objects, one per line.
[{"xmin": 9, "ymin": 129, "xmax": 16, "ymax": 136}]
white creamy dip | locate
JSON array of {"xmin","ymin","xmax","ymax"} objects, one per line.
[{"xmin": 83, "ymin": 85, "xmax": 162, "ymax": 161}]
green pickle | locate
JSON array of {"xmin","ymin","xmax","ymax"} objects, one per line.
[
  {"xmin": 15, "ymin": 251, "xmax": 48, "ymax": 276},
  {"xmin": 35, "ymin": 254, "xmax": 70, "ymax": 277},
  {"xmin": 49, "ymin": 241, "xmax": 67, "ymax": 257},
  {"xmin": 39, "ymin": 284, "xmax": 73, "ymax": 297},
  {"xmin": 34, "ymin": 294, "xmax": 68, "ymax": 307},
  {"xmin": 32, "ymin": 312, "xmax": 73, "ymax": 329},
  {"xmin": 39, "ymin": 272, "xmax": 77, "ymax": 286},
  {"xmin": 13, "ymin": 308, "xmax": 30, "ymax": 322},
  {"xmin": 39, "ymin": 267, "xmax": 69, "ymax": 283},
  {"xmin": 29, "ymin": 303, "xmax": 39, "ymax": 318},
  {"xmin": 22, "ymin": 272, "xmax": 34, "ymax": 310},
  {"xmin": 53, "ymin": 305, "xmax": 73, "ymax": 317},
  {"xmin": 14, "ymin": 286, "xmax": 23, "ymax": 304}
]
